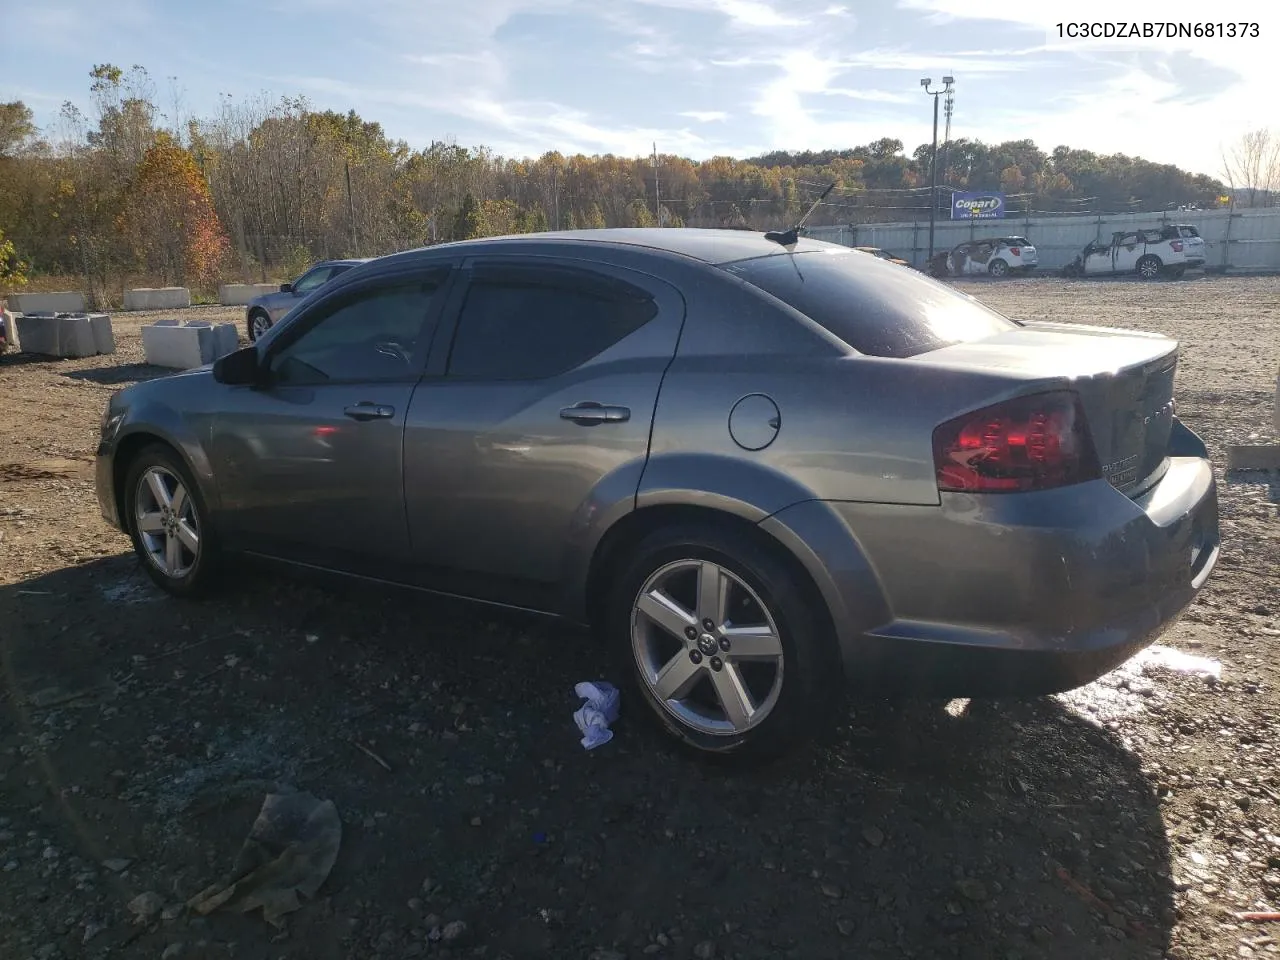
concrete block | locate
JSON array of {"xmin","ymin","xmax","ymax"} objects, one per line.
[
  {"xmin": 57, "ymin": 314, "xmax": 97, "ymax": 358},
  {"xmin": 142, "ymin": 319, "xmax": 240, "ymax": 369},
  {"xmin": 14, "ymin": 311, "xmax": 113, "ymax": 357},
  {"xmin": 9, "ymin": 291, "xmax": 87, "ymax": 314},
  {"xmin": 1227, "ymin": 445, "xmax": 1280, "ymax": 471},
  {"xmin": 14, "ymin": 314, "xmax": 61, "ymax": 355},
  {"xmin": 89, "ymin": 313, "xmax": 116, "ymax": 355},
  {"xmin": 219, "ymin": 283, "xmax": 278, "ymax": 306},
  {"xmin": 123, "ymin": 287, "xmax": 192, "ymax": 311}
]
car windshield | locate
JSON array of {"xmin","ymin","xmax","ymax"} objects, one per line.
[{"xmin": 723, "ymin": 249, "xmax": 1017, "ymax": 359}]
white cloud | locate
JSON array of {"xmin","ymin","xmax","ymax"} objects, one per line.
[
  {"xmin": 630, "ymin": 0, "xmax": 807, "ymax": 29},
  {"xmin": 681, "ymin": 110, "xmax": 730, "ymax": 122},
  {"xmin": 891, "ymin": 0, "xmax": 1271, "ymax": 175}
]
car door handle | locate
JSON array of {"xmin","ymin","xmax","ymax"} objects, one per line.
[
  {"xmin": 343, "ymin": 402, "xmax": 396, "ymax": 422},
  {"xmin": 559, "ymin": 402, "xmax": 631, "ymax": 425}
]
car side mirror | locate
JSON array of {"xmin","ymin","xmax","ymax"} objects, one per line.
[
  {"xmin": 280, "ymin": 282, "xmax": 293, "ymax": 293},
  {"xmin": 213, "ymin": 346, "xmax": 265, "ymax": 386}
]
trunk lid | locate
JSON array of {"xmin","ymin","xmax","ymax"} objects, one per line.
[{"xmin": 911, "ymin": 321, "xmax": 1179, "ymax": 495}]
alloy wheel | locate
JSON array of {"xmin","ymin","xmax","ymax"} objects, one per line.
[
  {"xmin": 631, "ymin": 558, "xmax": 785, "ymax": 736},
  {"xmin": 134, "ymin": 466, "xmax": 200, "ymax": 579},
  {"xmin": 250, "ymin": 313, "xmax": 270, "ymax": 340}
]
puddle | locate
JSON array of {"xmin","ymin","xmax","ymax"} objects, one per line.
[{"xmin": 1057, "ymin": 644, "xmax": 1224, "ymax": 724}]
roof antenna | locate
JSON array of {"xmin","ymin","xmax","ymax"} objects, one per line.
[{"xmin": 765, "ymin": 181, "xmax": 836, "ymax": 247}]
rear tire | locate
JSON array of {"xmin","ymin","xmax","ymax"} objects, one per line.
[
  {"xmin": 123, "ymin": 444, "xmax": 221, "ymax": 599},
  {"xmin": 1137, "ymin": 255, "xmax": 1162, "ymax": 280},
  {"xmin": 604, "ymin": 523, "xmax": 840, "ymax": 763},
  {"xmin": 247, "ymin": 309, "xmax": 271, "ymax": 342},
  {"xmin": 988, "ymin": 258, "xmax": 1009, "ymax": 278}
]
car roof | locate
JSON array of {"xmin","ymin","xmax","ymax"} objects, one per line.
[
  {"xmin": 388, "ymin": 228, "xmax": 841, "ymax": 266},
  {"xmin": 325, "ymin": 258, "xmax": 371, "ymax": 267}
]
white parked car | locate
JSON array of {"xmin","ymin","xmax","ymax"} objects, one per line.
[
  {"xmin": 944, "ymin": 236, "xmax": 1038, "ymax": 278},
  {"xmin": 1063, "ymin": 226, "xmax": 1203, "ymax": 279}
]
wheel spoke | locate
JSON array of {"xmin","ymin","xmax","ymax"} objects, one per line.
[
  {"xmin": 696, "ymin": 562, "xmax": 729, "ymax": 626},
  {"xmin": 710, "ymin": 663, "xmax": 755, "ymax": 730},
  {"xmin": 636, "ymin": 589, "xmax": 696, "ymax": 640},
  {"xmin": 722, "ymin": 625, "xmax": 782, "ymax": 660},
  {"xmin": 164, "ymin": 533, "xmax": 183, "ymax": 574},
  {"xmin": 136, "ymin": 511, "xmax": 165, "ymax": 535},
  {"xmin": 176, "ymin": 520, "xmax": 199, "ymax": 554},
  {"xmin": 145, "ymin": 470, "xmax": 172, "ymax": 509},
  {"xmin": 652, "ymin": 652, "xmax": 702, "ymax": 701},
  {"xmin": 170, "ymin": 483, "xmax": 188, "ymax": 517}
]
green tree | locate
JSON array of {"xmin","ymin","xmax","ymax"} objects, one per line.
[
  {"xmin": 0, "ymin": 102, "xmax": 35, "ymax": 158},
  {"xmin": 0, "ymin": 226, "xmax": 27, "ymax": 285},
  {"xmin": 453, "ymin": 193, "xmax": 486, "ymax": 239}
]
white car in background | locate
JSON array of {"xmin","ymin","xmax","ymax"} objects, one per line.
[
  {"xmin": 945, "ymin": 236, "xmax": 1038, "ymax": 278},
  {"xmin": 1063, "ymin": 225, "xmax": 1203, "ymax": 279}
]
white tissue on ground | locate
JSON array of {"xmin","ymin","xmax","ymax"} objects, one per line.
[{"xmin": 573, "ymin": 681, "xmax": 620, "ymax": 750}]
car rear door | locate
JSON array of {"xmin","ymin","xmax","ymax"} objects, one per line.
[
  {"xmin": 1114, "ymin": 231, "xmax": 1143, "ymax": 273},
  {"xmin": 402, "ymin": 255, "xmax": 685, "ymax": 610},
  {"xmin": 209, "ymin": 264, "xmax": 453, "ymax": 571}
]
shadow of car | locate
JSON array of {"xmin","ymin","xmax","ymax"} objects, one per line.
[{"xmin": 0, "ymin": 556, "xmax": 1176, "ymax": 958}]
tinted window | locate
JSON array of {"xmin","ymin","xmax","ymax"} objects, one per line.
[
  {"xmin": 269, "ymin": 276, "xmax": 443, "ymax": 384},
  {"xmin": 447, "ymin": 267, "xmax": 658, "ymax": 379},
  {"xmin": 724, "ymin": 250, "xmax": 1016, "ymax": 359},
  {"xmin": 292, "ymin": 266, "xmax": 332, "ymax": 295},
  {"xmin": 1120, "ymin": 233, "xmax": 1140, "ymax": 246},
  {"xmin": 1179, "ymin": 226, "xmax": 1201, "ymax": 238}
]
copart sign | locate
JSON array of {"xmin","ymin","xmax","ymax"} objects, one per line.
[{"xmin": 951, "ymin": 192, "xmax": 1006, "ymax": 220}]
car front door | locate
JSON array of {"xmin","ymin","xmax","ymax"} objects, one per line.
[
  {"xmin": 1082, "ymin": 240, "xmax": 1112, "ymax": 275},
  {"xmin": 209, "ymin": 265, "xmax": 452, "ymax": 571},
  {"xmin": 402, "ymin": 256, "xmax": 685, "ymax": 610},
  {"xmin": 269, "ymin": 265, "xmax": 333, "ymax": 322}
]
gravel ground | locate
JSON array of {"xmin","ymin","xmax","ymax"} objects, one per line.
[{"xmin": 0, "ymin": 276, "xmax": 1278, "ymax": 960}]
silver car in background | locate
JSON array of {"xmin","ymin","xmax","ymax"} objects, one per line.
[
  {"xmin": 95, "ymin": 229, "xmax": 1219, "ymax": 762},
  {"xmin": 245, "ymin": 258, "xmax": 369, "ymax": 341}
]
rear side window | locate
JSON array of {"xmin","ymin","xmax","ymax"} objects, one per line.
[
  {"xmin": 448, "ymin": 266, "xmax": 659, "ymax": 379},
  {"xmin": 724, "ymin": 250, "xmax": 1017, "ymax": 359},
  {"xmin": 1179, "ymin": 226, "xmax": 1201, "ymax": 238}
]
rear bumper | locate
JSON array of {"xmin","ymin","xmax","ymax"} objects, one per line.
[{"xmin": 766, "ymin": 454, "xmax": 1219, "ymax": 697}]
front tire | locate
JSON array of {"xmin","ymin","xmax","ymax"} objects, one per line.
[
  {"xmin": 988, "ymin": 258, "xmax": 1009, "ymax": 278},
  {"xmin": 605, "ymin": 523, "xmax": 840, "ymax": 762},
  {"xmin": 1137, "ymin": 255, "xmax": 1162, "ymax": 280},
  {"xmin": 247, "ymin": 309, "xmax": 272, "ymax": 342},
  {"xmin": 124, "ymin": 444, "xmax": 220, "ymax": 598}
]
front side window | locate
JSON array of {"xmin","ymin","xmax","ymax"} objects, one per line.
[
  {"xmin": 447, "ymin": 266, "xmax": 659, "ymax": 380},
  {"xmin": 293, "ymin": 266, "xmax": 333, "ymax": 295},
  {"xmin": 269, "ymin": 275, "xmax": 444, "ymax": 384},
  {"xmin": 724, "ymin": 249, "xmax": 1016, "ymax": 359}
]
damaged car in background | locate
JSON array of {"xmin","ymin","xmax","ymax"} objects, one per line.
[
  {"xmin": 94, "ymin": 228, "xmax": 1220, "ymax": 762},
  {"xmin": 1062, "ymin": 225, "xmax": 1205, "ymax": 279},
  {"xmin": 928, "ymin": 236, "xmax": 1039, "ymax": 278}
]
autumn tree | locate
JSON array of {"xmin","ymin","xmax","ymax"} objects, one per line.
[
  {"xmin": 118, "ymin": 133, "xmax": 229, "ymax": 286},
  {"xmin": 0, "ymin": 102, "xmax": 35, "ymax": 158}
]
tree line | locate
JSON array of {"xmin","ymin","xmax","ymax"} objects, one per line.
[{"xmin": 0, "ymin": 63, "xmax": 1253, "ymax": 304}]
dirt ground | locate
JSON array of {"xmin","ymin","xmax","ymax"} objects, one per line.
[{"xmin": 1, "ymin": 276, "xmax": 1278, "ymax": 960}]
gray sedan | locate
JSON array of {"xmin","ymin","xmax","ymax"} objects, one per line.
[
  {"xmin": 245, "ymin": 258, "xmax": 369, "ymax": 342},
  {"xmin": 94, "ymin": 229, "xmax": 1220, "ymax": 761}
]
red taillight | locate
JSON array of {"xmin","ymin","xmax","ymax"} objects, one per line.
[
  {"xmin": 1170, "ymin": 240, "xmax": 1184, "ymax": 252},
  {"xmin": 932, "ymin": 391, "xmax": 1101, "ymax": 493},
  {"xmin": 1008, "ymin": 247, "xmax": 1021, "ymax": 256}
]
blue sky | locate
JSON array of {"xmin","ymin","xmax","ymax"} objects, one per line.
[{"xmin": 1, "ymin": 0, "xmax": 1270, "ymax": 178}]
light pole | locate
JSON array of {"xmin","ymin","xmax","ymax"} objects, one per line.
[{"xmin": 920, "ymin": 76, "xmax": 954, "ymax": 263}]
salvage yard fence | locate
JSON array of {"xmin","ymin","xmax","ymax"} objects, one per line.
[{"xmin": 805, "ymin": 206, "xmax": 1280, "ymax": 274}]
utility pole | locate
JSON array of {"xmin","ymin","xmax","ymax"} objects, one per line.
[
  {"xmin": 940, "ymin": 85, "xmax": 954, "ymax": 194},
  {"xmin": 919, "ymin": 76, "xmax": 954, "ymax": 263},
  {"xmin": 653, "ymin": 142, "xmax": 661, "ymax": 225}
]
